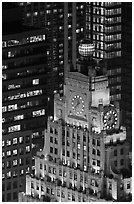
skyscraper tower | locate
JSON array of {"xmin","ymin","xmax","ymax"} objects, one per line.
[
  {"xmin": 85, "ymin": 2, "xmax": 122, "ymax": 104},
  {"xmin": 19, "ymin": 41, "xmax": 131, "ymax": 202}
]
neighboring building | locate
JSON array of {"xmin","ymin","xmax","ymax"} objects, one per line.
[
  {"xmin": 17, "ymin": 2, "xmax": 86, "ymax": 95},
  {"xmin": 19, "ymin": 41, "xmax": 132, "ymax": 202},
  {"xmin": 121, "ymin": 3, "xmax": 132, "ymax": 146},
  {"xmin": 2, "ymin": 5, "xmax": 52, "ymax": 201},
  {"xmin": 85, "ymin": 2, "xmax": 132, "ymax": 139},
  {"xmin": 85, "ymin": 2, "xmax": 122, "ymax": 104}
]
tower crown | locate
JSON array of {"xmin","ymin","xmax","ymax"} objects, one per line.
[{"xmin": 78, "ymin": 39, "xmax": 95, "ymax": 57}]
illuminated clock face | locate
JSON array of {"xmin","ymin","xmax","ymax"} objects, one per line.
[
  {"xmin": 103, "ymin": 109, "xmax": 118, "ymax": 130},
  {"xmin": 71, "ymin": 95, "xmax": 85, "ymax": 116}
]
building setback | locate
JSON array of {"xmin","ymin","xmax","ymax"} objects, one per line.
[{"xmin": 19, "ymin": 41, "xmax": 132, "ymax": 202}]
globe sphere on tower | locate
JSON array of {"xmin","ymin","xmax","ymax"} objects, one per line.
[{"xmin": 78, "ymin": 39, "xmax": 95, "ymax": 57}]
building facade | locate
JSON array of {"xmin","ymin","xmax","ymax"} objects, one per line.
[
  {"xmin": 19, "ymin": 42, "xmax": 132, "ymax": 202},
  {"xmin": 2, "ymin": 15, "xmax": 53, "ymax": 201}
]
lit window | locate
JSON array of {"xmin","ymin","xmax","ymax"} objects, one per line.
[
  {"xmin": 8, "ymin": 104, "xmax": 17, "ymax": 111},
  {"xmin": 8, "ymin": 125, "xmax": 21, "ymax": 133},
  {"xmin": 2, "ymin": 65, "xmax": 7, "ymax": 70},
  {"xmin": 26, "ymin": 146, "xmax": 30, "ymax": 153},
  {"xmin": 27, "ymin": 89, "xmax": 42, "ymax": 97},
  {"xmin": 8, "ymin": 84, "xmax": 20, "ymax": 90},
  {"xmin": 84, "ymin": 166, "xmax": 87, "ymax": 171},
  {"xmin": 19, "ymin": 137, "xmax": 23, "ymax": 143},
  {"xmin": 2, "ymin": 106, "xmax": 7, "ymax": 113},
  {"xmin": 2, "ymin": 141, "xmax": 5, "ymax": 147},
  {"xmin": 32, "ymin": 109, "xmax": 45, "ymax": 117},
  {"xmin": 2, "ymin": 152, "xmax": 5, "ymax": 158},
  {"xmin": 2, "ymin": 74, "xmax": 7, "ymax": 80},
  {"xmin": 13, "ymin": 149, "xmax": 17, "ymax": 156},
  {"xmin": 2, "ymin": 174, "xmax": 5, "ymax": 179},
  {"xmin": 84, "ymin": 145, "xmax": 86, "ymax": 151},
  {"xmin": 7, "ymin": 150, "xmax": 11, "ymax": 157},
  {"xmin": 2, "ymin": 41, "xmax": 7, "ymax": 48},
  {"xmin": 13, "ymin": 138, "xmax": 17, "ymax": 145},
  {"xmin": 33, "ymin": 78, "xmax": 39, "ymax": 85},
  {"xmin": 7, "ymin": 171, "xmax": 11, "ymax": 178},
  {"xmin": 14, "ymin": 114, "xmax": 24, "ymax": 121},
  {"xmin": 7, "ymin": 140, "xmax": 11, "ymax": 146},
  {"xmin": 13, "ymin": 160, "xmax": 18, "ymax": 166},
  {"xmin": 78, "ymin": 144, "xmax": 80, "ymax": 149},
  {"xmin": 20, "ymin": 169, "xmax": 24, "ymax": 175}
]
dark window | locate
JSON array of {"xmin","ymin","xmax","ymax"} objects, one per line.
[
  {"xmin": 2, "ymin": 194, "xmax": 5, "ymax": 202},
  {"xmin": 83, "ymin": 136, "xmax": 86, "ymax": 142},
  {"xmin": 127, "ymin": 183, "xmax": 130, "ymax": 189},
  {"xmin": 67, "ymin": 140, "xmax": 70, "ymax": 146},
  {"xmin": 55, "ymin": 138, "xmax": 58, "ymax": 144},
  {"xmin": 73, "ymin": 152, "xmax": 75, "ymax": 159},
  {"xmin": 13, "ymin": 181, "xmax": 17, "ymax": 189},
  {"xmin": 50, "ymin": 136, "xmax": 53, "ymax": 143},
  {"xmin": 120, "ymin": 159, "xmax": 124, "ymax": 166},
  {"xmin": 50, "ymin": 147, "xmax": 53, "ymax": 153},
  {"xmin": 97, "ymin": 160, "xmax": 100, "ymax": 167},
  {"xmin": 114, "ymin": 149, "xmax": 117, "ymax": 156},
  {"xmin": 31, "ymin": 182, "xmax": 34, "ymax": 188},
  {"xmin": 97, "ymin": 149, "xmax": 100, "ymax": 156},
  {"xmin": 2, "ymin": 183, "xmax": 5, "ymax": 191},
  {"xmin": 67, "ymin": 130, "xmax": 69, "ymax": 137},
  {"xmin": 92, "ymin": 148, "xmax": 96, "ymax": 155},
  {"xmin": 55, "ymin": 148, "xmax": 58, "ymax": 155},
  {"xmin": 114, "ymin": 160, "xmax": 117, "ymax": 167},
  {"xmin": 13, "ymin": 192, "xmax": 18, "ymax": 200},
  {"xmin": 77, "ymin": 134, "xmax": 80, "ymax": 141},
  {"xmin": 50, "ymin": 127, "xmax": 53, "ymax": 134},
  {"xmin": 55, "ymin": 129, "xmax": 58, "ymax": 135},
  {"xmin": 7, "ymin": 182, "xmax": 11, "ymax": 190},
  {"xmin": 120, "ymin": 148, "xmax": 124, "ymax": 155},
  {"xmin": 67, "ymin": 151, "xmax": 70, "ymax": 157},
  {"xmin": 26, "ymin": 135, "xmax": 30, "ymax": 143},
  {"xmin": 109, "ymin": 183, "xmax": 112, "ymax": 190},
  {"xmin": 92, "ymin": 138, "xmax": 95, "ymax": 145},
  {"xmin": 40, "ymin": 163, "xmax": 42, "ymax": 169},
  {"xmin": 97, "ymin": 140, "xmax": 100, "ymax": 146},
  {"xmin": 62, "ymin": 149, "xmax": 65, "ymax": 156},
  {"xmin": 7, "ymin": 193, "xmax": 11, "ymax": 201}
]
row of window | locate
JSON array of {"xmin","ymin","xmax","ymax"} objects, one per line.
[
  {"xmin": 2, "ymin": 137, "xmax": 30, "ymax": 147},
  {"xmin": 2, "ymin": 35, "xmax": 45, "ymax": 48},
  {"xmin": 42, "ymin": 164, "xmax": 98, "ymax": 185},
  {"xmin": 2, "ymin": 191, "xmax": 18, "ymax": 201},
  {"xmin": 6, "ymin": 78, "xmax": 39, "ymax": 91},
  {"xmin": 2, "ymin": 167, "xmax": 30, "ymax": 179},
  {"xmin": 2, "ymin": 99, "xmax": 44, "ymax": 113},
  {"xmin": 2, "ymin": 157, "xmax": 31, "ymax": 169},
  {"xmin": 5, "ymin": 89, "xmax": 43, "ymax": 101},
  {"xmin": 2, "ymin": 146, "xmax": 30, "ymax": 158}
]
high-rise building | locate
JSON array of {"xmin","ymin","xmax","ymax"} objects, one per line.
[
  {"xmin": 2, "ymin": 3, "xmax": 52, "ymax": 201},
  {"xmin": 121, "ymin": 3, "xmax": 132, "ymax": 146},
  {"xmin": 85, "ymin": 2, "xmax": 122, "ymax": 104},
  {"xmin": 19, "ymin": 41, "xmax": 132, "ymax": 202},
  {"xmin": 17, "ymin": 2, "xmax": 86, "ymax": 95},
  {"xmin": 85, "ymin": 2, "xmax": 132, "ymax": 143}
]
